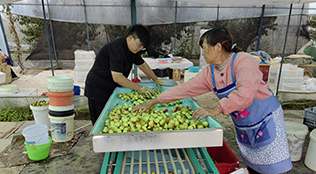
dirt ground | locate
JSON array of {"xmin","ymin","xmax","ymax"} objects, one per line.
[{"xmin": 1, "ymin": 92, "xmax": 315, "ymax": 174}]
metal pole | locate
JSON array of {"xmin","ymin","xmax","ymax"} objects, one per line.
[
  {"xmin": 216, "ymin": 5, "xmax": 219, "ymax": 27},
  {"xmin": 131, "ymin": 0, "xmax": 136, "ymax": 25},
  {"xmin": 0, "ymin": 14, "xmax": 12, "ymax": 63},
  {"xmin": 256, "ymin": 5, "xmax": 265, "ymax": 51},
  {"xmin": 46, "ymin": 0, "xmax": 59, "ymax": 69},
  {"xmin": 131, "ymin": 0, "xmax": 137, "ymax": 79},
  {"xmin": 294, "ymin": 3, "xmax": 305, "ymax": 54},
  {"xmin": 173, "ymin": 1, "xmax": 177, "ymax": 55},
  {"xmin": 83, "ymin": 0, "xmax": 90, "ymax": 51},
  {"xmin": 41, "ymin": 0, "xmax": 54, "ymax": 76},
  {"xmin": 276, "ymin": 4, "xmax": 292, "ymax": 96}
]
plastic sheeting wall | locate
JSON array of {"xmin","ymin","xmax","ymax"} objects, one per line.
[{"xmin": 6, "ymin": 0, "xmax": 312, "ymax": 25}]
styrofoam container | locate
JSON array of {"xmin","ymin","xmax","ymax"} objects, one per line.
[
  {"xmin": 0, "ymin": 88, "xmax": 37, "ymax": 96},
  {"xmin": 0, "ymin": 84, "xmax": 18, "ymax": 94},
  {"xmin": 184, "ymin": 70, "xmax": 200, "ymax": 82},
  {"xmin": 0, "ymin": 71, "xmax": 5, "ymax": 83},
  {"xmin": 75, "ymin": 59, "xmax": 94, "ymax": 66},
  {"xmin": 74, "ymin": 70, "xmax": 89, "ymax": 83},
  {"xmin": 281, "ymin": 68, "xmax": 304, "ymax": 77},
  {"xmin": 305, "ymin": 129, "xmax": 316, "ymax": 171},
  {"xmin": 281, "ymin": 82, "xmax": 302, "ymax": 90},
  {"xmin": 74, "ymin": 50, "xmax": 96, "ymax": 60},
  {"xmin": 283, "ymin": 64, "xmax": 298, "ymax": 70},
  {"xmin": 74, "ymin": 65, "xmax": 93, "ymax": 71},
  {"xmin": 22, "ymin": 124, "xmax": 49, "ymax": 146},
  {"xmin": 282, "ymin": 77, "xmax": 304, "ymax": 84},
  {"xmin": 269, "ymin": 65, "xmax": 280, "ymax": 73}
]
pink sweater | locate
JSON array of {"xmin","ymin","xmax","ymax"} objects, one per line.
[{"xmin": 157, "ymin": 52, "xmax": 272, "ymax": 115}]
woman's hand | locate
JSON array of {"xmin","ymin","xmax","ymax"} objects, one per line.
[
  {"xmin": 131, "ymin": 98, "xmax": 160, "ymax": 115},
  {"xmin": 192, "ymin": 106, "xmax": 221, "ymax": 120},
  {"xmin": 139, "ymin": 86, "xmax": 157, "ymax": 98}
]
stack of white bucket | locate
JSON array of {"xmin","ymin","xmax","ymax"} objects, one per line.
[
  {"xmin": 267, "ymin": 64, "xmax": 304, "ymax": 90},
  {"xmin": 74, "ymin": 50, "xmax": 95, "ymax": 83},
  {"xmin": 47, "ymin": 75, "xmax": 75, "ymax": 142}
]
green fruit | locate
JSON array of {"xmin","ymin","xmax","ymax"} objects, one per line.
[
  {"xmin": 202, "ymin": 121, "xmax": 209, "ymax": 127},
  {"xmin": 197, "ymin": 124, "xmax": 204, "ymax": 129}
]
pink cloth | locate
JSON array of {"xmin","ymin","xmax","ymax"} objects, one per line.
[{"xmin": 157, "ymin": 52, "xmax": 272, "ymax": 115}]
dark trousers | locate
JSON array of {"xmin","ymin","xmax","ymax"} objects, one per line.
[
  {"xmin": 247, "ymin": 166, "xmax": 261, "ymax": 174},
  {"xmin": 88, "ymin": 99, "xmax": 107, "ymax": 125}
]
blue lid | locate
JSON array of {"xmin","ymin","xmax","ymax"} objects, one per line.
[{"xmin": 157, "ymin": 58, "xmax": 168, "ymax": 60}]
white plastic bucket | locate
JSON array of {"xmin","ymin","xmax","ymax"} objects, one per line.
[
  {"xmin": 49, "ymin": 110, "xmax": 75, "ymax": 142},
  {"xmin": 22, "ymin": 124, "xmax": 49, "ymax": 146},
  {"xmin": 304, "ymin": 129, "xmax": 316, "ymax": 171},
  {"xmin": 47, "ymin": 75, "xmax": 74, "ymax": 92},
  {"xmin": 285, "ymin": 121, "xmax": 309, "ymax": 162},
  {"xmin": 30, "ymin": 104, "xmax": 50, "ymax": 129}
]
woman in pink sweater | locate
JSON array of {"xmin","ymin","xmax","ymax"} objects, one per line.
[{"xmin": 132, "ymin": 27, "xmax": 292, "ymax": 174}]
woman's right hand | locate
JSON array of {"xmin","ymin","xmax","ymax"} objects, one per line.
[{"xmin": 192, "ymin": 106, "xmax": 221, "ymax": 120}]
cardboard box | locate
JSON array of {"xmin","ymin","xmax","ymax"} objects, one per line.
[{"xmin": 169, "ymin": 69, "xmax": 181, "ymax": 81}]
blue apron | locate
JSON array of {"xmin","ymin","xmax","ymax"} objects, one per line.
[{"xmin": 211, "ymin": 53, "xmax": 292, "ymax": 173}]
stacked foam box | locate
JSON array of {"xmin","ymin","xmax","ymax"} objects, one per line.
[
  {"xmin": 268, "ymin": 64, "xmax": 304, "ymax": 90},
  {"xmin": 74, "ymin": 50, "xmax": 96, "ymax": 83}
]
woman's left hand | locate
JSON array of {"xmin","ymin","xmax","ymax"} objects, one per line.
[
  {"xmin": 192, "ymin": 106, "xmax": 221, "ymax": 120},
  {"xmin": 131, "ymin": 98, "xmax": 159, "ymax": 115}
]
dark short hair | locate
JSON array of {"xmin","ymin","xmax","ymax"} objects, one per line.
[
  {"xmin": 126, "ymin": 24, "xmax": 151, "ymax": 48},
  {"xmin": 199, "ymin": 27, "xmax": 241, "ymax": 53}
]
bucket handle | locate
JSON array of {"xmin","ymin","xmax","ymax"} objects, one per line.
[
  {"xmin": 292, "ymin": 134, "xmax": 307, "ymax": 140},
  {"xmin": 27, "ymin": 133, "xmax": 45, "ymax": 146}
]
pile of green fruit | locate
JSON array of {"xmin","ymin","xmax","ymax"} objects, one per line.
[
  {"xmin": 99, "ymin": 103, "xmax": 209, "ymax": 134},
  {"xmin": 31, "ymin": 100, "xmax": 49, "ymax": 106},
  {"xmin": 118, "ymin": 89, "xmax": 182, "ymax": 106}
]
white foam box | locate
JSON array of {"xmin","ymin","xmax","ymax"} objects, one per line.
[
  {"xmin": 0, "ymin": 72, "xmax": 5, "ymax": 84},
  {"xmin": 74, "ymin": 70, "xmax": 89, "ymax": 83},
  {"xmin": 184, "ymin": 70, "xmax": 200, "ymax": 82}
]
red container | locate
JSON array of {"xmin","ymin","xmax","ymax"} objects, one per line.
[
  {"xmin": 48, "ymin": 90, "xmax": 74, "ymax": 107},
  {"xmin": 206, "ymin": 140, "xmax": 239, "ymax": 174},
  {"xmin": 157, "ymin": 58, "xmax": 168, "ymax": 64},
  {"xmin": 259, "ymin": 64, "xmax": 270, "ymax": 82}
]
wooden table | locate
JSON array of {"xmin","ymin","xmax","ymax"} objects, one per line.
[{"xmin": 143, "ymin": 58, "xmax": 194, "ymax": 81}]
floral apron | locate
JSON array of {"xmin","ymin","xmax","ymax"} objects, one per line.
[{"xmin": 211, "ymin": 53, "xmax": 292, "ymax": 174}]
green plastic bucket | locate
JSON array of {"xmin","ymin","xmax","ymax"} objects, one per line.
[{"xmin": 24, "ymin": 136, "xmax": 52, "ymax": 161}]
